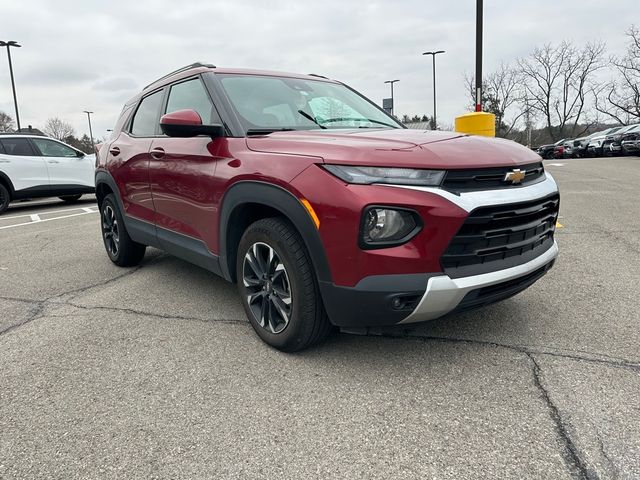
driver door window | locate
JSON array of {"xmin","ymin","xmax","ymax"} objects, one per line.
[{"xmin": 165, "ymin": 78, "xmax": 219, "ymax": 124}]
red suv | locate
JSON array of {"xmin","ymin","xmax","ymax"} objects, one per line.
[{"xmin": 96, "ymin": 62, "xmax": 559, "ymax": 351}]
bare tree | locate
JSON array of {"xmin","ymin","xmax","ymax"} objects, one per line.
[
  {"xmin": 0, "ymin": 111, "xmax": 15, "ymax": 132},
  {"xmin": 44, "ymin": 117, "xmax": 75, "ymax": 141},
  {"xmin": 594, "ymin": 26, "xmax": 640, "ymax": 124},
  {"xmin": 465, "ymin": 62, "xmax": 526, "ymax": 138},
  {"xmin": 519, "ymin": 41, "xmax": 606, "ymax": 141}
]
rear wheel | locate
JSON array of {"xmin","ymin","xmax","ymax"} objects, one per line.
[
  {"xmin": 236, "ymin": 217, "xmax": 331, "ymax": 352},
  {"xmin": 0, "ymin": 184, "xmax": 10, "ymax": 215},
  {"xmin": 59, "ymin": 194, "xmax": 83, "ymax": 203},
  {"xmin": 100, "ymin": 194, "xmax": 146, "ymax": 267}
]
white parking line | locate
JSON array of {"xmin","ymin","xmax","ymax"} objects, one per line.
[
  {"xmin": 0, "ymin": 209, "xmax": 98, "ymax": 230},
  {"xmin": 0, "ymin": 205, "xmax": 98, "ymax": 221},
  {"xmin": 30, "ymin": 214, "xmax": 41, "ymax": 222}
]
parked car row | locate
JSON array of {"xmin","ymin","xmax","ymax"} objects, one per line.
[
  {"xmin": 0, "ymin": 134, "xmax": 95, "ymax": 214},
  {"xmin": 535, "ymin": 124, "xmax": 640, "ymax": 159}
]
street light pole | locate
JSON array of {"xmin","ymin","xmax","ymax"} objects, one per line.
[
  {"xmin": 0, "ymin": 40, "xmax": 22, "ymax": 131},
  {"xmin": 83, "ymin": 111, "xmax": 95, "ymax": 153},
  {"xmin": 422, "ymin": 50, "xmax": 445, "ymax": 129},
  {"xmin": 384, "ymin": 79, "xmax": 399, "ymax": 116}
]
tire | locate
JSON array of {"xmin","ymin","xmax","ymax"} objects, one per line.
[
  {"xmin": 0, "ymin": 183, "xmax": 10, "ymax": 215},
  {"xmin": 59, "ymin": 194, "xmax": 83, "ymax": 202},
  {"xmin": 236, "ymin": 217, "xmax": 332, "ymax": 352},
  {"xmin": 100, "ymin": 194, "xmax": 146, "ymax": 267}
]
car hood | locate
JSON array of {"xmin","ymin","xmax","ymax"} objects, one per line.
[{"xmin": 246, "ymin": 129, "xmax": 541, "ymax": 169}]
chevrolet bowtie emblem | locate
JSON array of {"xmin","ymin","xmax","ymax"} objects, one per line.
[{"xmin": 504, "ymin": 169, "xmax": 526, "ymax": 184}]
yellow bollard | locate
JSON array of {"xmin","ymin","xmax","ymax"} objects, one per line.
[{"xmin": 454, "ymin": 111, "xmax": 496, "ymax": 137}]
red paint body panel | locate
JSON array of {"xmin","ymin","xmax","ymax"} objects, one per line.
[
  {"xmin": 247, "ymin": 129, "xmax": 542, "ymax": 169},
  {"xmin": 290, "ymin": 165, "xmax": 467, "ymax": 286},
  {"xmin": 148, "ymin": 136, "xmax": 224, "ymax": 241},
  {"xmin": 107, "ymin": 133, "xmax": 155, "ymax": 223}
]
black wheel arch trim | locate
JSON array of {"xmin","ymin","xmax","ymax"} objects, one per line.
[
  {"xmin": 218, "ymin": 181, "xmax": 333, "ymax": 284},
  {"xmin": 95, "ymin": 171, "xmax": 124, "ymax": 208},
  {"xmin": 0, "ymin": 171, "xmax": 15, "ymax": 196}
]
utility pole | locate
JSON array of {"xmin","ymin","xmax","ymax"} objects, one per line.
[
  {"xmin": 384, "ymin": 79, "xmax": 399, "ymax": 116},
  {"xmin": 422, "ymin": 50, "xmax": 445, "ymax": 129},
  {"xmin": 475, "ymin": 0, "xmax": 483, "ymax": 112},
  {"xmin": 524, "ymin": 96, "xmax": 532, "ymax": 148},
  {"xmin": 83, "ymin": 111, "xmax": 95, "ymax": 153},
  {"xmin": 0, "ymin": 40, "xmax": 22, "ymax": 131}
]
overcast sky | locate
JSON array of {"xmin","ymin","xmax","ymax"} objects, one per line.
[{"xmin": 0, "ymin": 0, "xmax": 635, "ymax": 138}]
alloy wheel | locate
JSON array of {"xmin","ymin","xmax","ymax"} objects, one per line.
[
  {"xmin": 242, "ymin": 242, "xmax": 292, "ymax": 334},
  {"xmin": 102, "ymin": 205, "xmax": 120, "ymax": 257}
]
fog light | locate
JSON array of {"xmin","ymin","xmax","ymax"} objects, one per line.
[
  {"xmin": 360, "ymin": 207, "xmax": 421, "ymax": 248},
  {"xmin": 390, "ymin": 294, "xmax": 421, "ymax": 311},
  {"xmin": 391, "ymin": 297, "xmax": 404, "ymax": 309}
]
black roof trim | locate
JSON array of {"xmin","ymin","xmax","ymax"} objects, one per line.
[
  {"xmin": 144, "ymin": 62, "xmax": 216, "ymax": 89},
  {"xmin": 307, "ymin": 73, "xmax": 328, "ymax": 79}
]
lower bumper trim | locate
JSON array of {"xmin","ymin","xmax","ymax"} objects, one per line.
[{"xmin": 399, "ymin": 241, "xmax": 559, "ymax": 324}]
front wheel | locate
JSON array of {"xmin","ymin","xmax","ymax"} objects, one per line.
[
  {"xmin": 100, "ymin": 194, "xmax": 146, "ymax": 267},
  {"xmin": 236, "ymin": 217, "xmax": 332, "ymax": 352}
]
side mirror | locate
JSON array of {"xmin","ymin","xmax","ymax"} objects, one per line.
[
  {"xmin": 160, "ymin": 109, "xmax": 224, "ymax": 138},
  {"xmin": 76, "ymin": 150, "xmax": 85, "ymax": 158}
]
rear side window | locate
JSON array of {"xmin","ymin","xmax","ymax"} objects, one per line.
[
  {"xmin": 130, "ymin": 90, "xmax": 164, "ymax": 136},
  {"xmin": 0, "ymin": 141, "xmax": 5, "ymax": 154},
  {"xmin": 166, "ymin": 78, "xmax": 219, "ymax": 124},
  {"xmin": 0, "ymin": 138, "xmax": 35, "ymax": 156},
  {"xmin": 112, "ymin": 104, "xmax": 135, "ymax": 139},
  {"xmin": 31, "ymin": 138, "xmax": 78, "ymax": 157}
]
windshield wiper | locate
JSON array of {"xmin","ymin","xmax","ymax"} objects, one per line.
[
  {"xmin": 320, "ymin": 117, "xmax": 397, "ymax": 128},
  {"xmin": 298, "ymin": 110, "xmax": 327, "ymax": 129},
  {"xmin": 246, "ymin": 128, "xmax": 296, "ymax": 136}
]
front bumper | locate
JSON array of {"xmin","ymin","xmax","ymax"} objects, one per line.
[
  {"xmin": 320, "ymin": 174, "xmax": 560, "ymax": 327},
  {"xmin": 399, "ymin": 241, "xmax": 558, "ymax": 323}
]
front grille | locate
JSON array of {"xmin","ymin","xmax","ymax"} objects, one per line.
[
  {"xmin": 454, "ymin": 261, "xmax": 554, "ymax": 314},
  {"xmin": 441, "ymin": 193, "xmax": 559, "ymax": 278},
  {"xmin": 442, "ymin": 162, "xmax": 545, "ymax": 192}
]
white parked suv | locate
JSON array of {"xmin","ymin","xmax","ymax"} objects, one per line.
[{"xmin": 0, "ymin": 134, "xmax": 95, "ymax": 214}]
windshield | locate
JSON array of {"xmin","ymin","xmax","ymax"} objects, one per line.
[{"xmin": 216, "ymin": 74, "xmax": 402, "ymax": 133}]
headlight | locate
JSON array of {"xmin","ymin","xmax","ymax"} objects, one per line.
[
  {"xmin": 360, "ymin": 207, "xmax": 421, "ymax": 249},
  {"xmin": 323, "ymin": 165, "xmax": 445, "ymax": 186}
]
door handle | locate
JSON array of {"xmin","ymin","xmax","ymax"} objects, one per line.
[
  {"xmin": 109, "ymin": 146, "xmax": 121, "ymax": 156},
  {"xmin": 47, "ymin": 160, "xmax": 60, "ymax": 164},
  {"xmin": 150, "ymin": 147, "xmax": 165, "ymax": 159}
]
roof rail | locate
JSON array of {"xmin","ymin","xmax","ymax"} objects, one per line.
[
  {"xmin": 308, "ymin": 73, "xmax": 328, "ymax": 79},
  {"xmin": 144, "ymin": 62, "xmax": 216, "ymax": 89}
]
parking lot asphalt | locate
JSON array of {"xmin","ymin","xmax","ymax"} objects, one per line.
[{"xmin": 0, "ymin": 157, "xmax": 639, "ymax": 479}]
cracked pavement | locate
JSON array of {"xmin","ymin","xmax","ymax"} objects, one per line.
[{"xmin": 1, "ymin": 158, "xmax": 639, "ymax": 479}]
